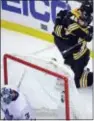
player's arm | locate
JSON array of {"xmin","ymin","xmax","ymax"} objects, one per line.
[
  {"xmin": 55, "ymin": 10, "xmax": 71, "ymax": 25},
  {"xmin": 53, "ymin": 10, "xmax": 73, "ymax": 38},
  {"xmin": 68, "ymin": 24, "xmax": 93, "ymax": 42}
]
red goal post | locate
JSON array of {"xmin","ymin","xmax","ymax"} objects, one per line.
[{"xmin": 3, "ymin": 53, "xmax": 70, "ymax": 120}]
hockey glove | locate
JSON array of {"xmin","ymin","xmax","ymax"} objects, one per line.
[
  {"xmin": 85, "ymin": 26, "xmax": 93, "ymax": 42},
  {"xmin": 55, "ymin": 10, "xmax": 69, "ymax": 26}
]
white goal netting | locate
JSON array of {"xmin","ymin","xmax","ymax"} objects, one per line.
[{"xmin": 2, "ymin": 54, "xmax": 92, "ymax": 120}]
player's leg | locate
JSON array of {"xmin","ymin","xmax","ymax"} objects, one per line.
[
  {"xmin": 64, "ymin": 49, "xmax": 93, "ymax": 88},
  {"xmin": 78, "ymin": 50, "xmax": 93, "ymax": 88},
  {"xmin": 81, "ymin": 69, "xmax": 93, "ymax": 87},
  {"xmin": 72, "ymin": 50, "xmax": 93, "ymax": 88}
]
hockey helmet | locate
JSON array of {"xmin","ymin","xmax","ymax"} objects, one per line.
[
  {"xmin": 79, "ymin": 1, "xmax": 93, "ymax": 25},
  {"xmin": 80, "ymin": 1, "xmax": 93, "ymax": 15},
  {"xmin": 72, "ymin": 1, "xmax": 93, "ymax": 26},
  {"xmin": 0, "ymin": 86, "xmax": 19, "ymax": 104}
]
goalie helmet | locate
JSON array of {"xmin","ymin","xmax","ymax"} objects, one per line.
[{"xmin": 0, "ymin": 86, "xmax": 19, "ymax": 104}]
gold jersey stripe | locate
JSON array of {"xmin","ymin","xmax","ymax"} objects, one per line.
[
  {"xmin": 73, "ymin": 48, "xmax": 87, "ymax": 60},
  {"xmin": 80, "ymin": 73, "xmax": 84, "ymax": 88},
  {"xmin": 54, "ymin": 25, "xmax": 62, "ymax": 37},
  {"xmin": 80, "ymin": 70, "xmax": 88, "ymax": 88}
]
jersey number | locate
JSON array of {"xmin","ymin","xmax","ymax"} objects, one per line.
[
  {"xmin": 25, "ymin": 112, "xmax": 30, "ymax": 119},
  {"xmin": 5, "ymin": 109, "xmax": 13, "ymax": 120}
]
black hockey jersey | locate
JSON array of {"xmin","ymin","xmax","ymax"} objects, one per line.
[{"xmin": 53, "ymin": 9, "xmax": 93, "ymax": 60}]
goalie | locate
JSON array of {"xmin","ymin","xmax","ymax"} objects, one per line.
[
  {"xmin": 52, "ymin": 1, "xmax": 93, "ymax": 88},
  {"xmin": 0, "ymin": 86, "xmax": 36, "ymax": 120}
]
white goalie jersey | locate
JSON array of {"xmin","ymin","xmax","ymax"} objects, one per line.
[{"xmin": 1, "ymin": 86, "xmax": 35, "ymax": 120}]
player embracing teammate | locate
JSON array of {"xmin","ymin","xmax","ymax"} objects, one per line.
[
  {"xmin": 0, "ymin": 1, "xmax": 93, "ymax": 120},
  {"xmin": 53, "ymin": 1, "xmax": 93, "ymax": 88}
]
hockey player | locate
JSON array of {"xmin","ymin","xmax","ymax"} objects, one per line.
[
  {"xmin": 52, "ymin": 1, "xmax": 93, "ymax": 88},
  {"xmin": 0, "ymin": 85, "xmax": 36, "ymax": 120}
]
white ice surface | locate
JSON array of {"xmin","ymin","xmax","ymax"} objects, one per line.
[{"xmin": 1, "ymin": 28, "xmax": 93, "ymax": 119}]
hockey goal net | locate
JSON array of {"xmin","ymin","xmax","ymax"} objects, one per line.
[{"xmin": 3, "ymin": 53, "xmax": 72, "ymax": 120}]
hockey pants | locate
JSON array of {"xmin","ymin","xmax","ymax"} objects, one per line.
[{"xmin": 64, "ymin": 50, "xmax": 93, "ymax": 88}]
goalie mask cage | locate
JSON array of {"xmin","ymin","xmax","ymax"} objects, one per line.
[{"xmin": 3, "ymin": 54, "xmax": 70, "ymax": 120}]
